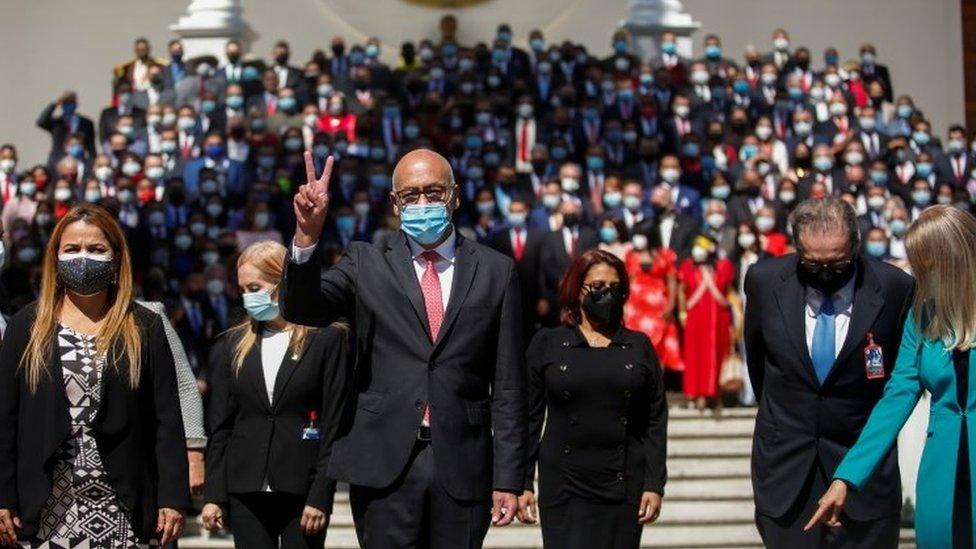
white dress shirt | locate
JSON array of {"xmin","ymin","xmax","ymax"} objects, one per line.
[
  {"xmin": 804, "ymin": 276, "xmax": 856, "ymax": 358},
  {"xmin": 260, "ymin": 328, "xmax": 292, "ymax": 406},
  {"xmin": 291, "ymin": 228, "xmax": 457, "ymax": 310}
]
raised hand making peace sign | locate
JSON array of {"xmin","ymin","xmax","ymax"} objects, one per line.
[{"xmin": 293, "ymin": 151, "xmax": 334, "ymax": 248}]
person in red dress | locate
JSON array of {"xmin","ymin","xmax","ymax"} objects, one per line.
[
  {"xmin": 624, "ymin": 233, "xmax": 684, "ymax": 373},
  {"xmin": 677, "ymin": 235, "xmax": 735, "ymax": 409}
]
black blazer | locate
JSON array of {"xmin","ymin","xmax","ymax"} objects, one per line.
[
  {"xmin": 35, "ymin": 103, "xmax": 96, "ymax": 168},
  {"xmin": 280, "ymin": 230, "xmax": 527, "ymax": 500},
  {"xmin": 536, "ymin": 227, "xmax": 599, "ymax": 314},
  {"xmin": 525, "ymin": 326, "xmax": 667, "ymax": 505},
  {"xmin": 744, "ymin": 255, "xmax": 915, "ymax": 521},
  {"xmin": 204, "ymin": 325, "xmax": 350, "ymax": 512},
  {"xmin": 0, "ymin": 302, "xmax": 190, "ymax": 540}
]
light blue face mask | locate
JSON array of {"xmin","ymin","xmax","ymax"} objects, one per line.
[
  {"xmin": 243, "ymin": 287, "xmax": 279, "ymax": 322},
  {"xmin": 400, "ymin": 203, "xmax": 451, "ymax": 245}
]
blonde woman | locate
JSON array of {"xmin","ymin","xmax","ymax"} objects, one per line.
[
  {"xmin": 201, "ymin": 241, "xmax": 349, "ymax": 548},
  {"xmin": 0, "ymin": 203, "xmax": 189, "ymax": 548},
  {"xmin": 808, "ymin": 205, "xmax": 976, "ymax": 548}
]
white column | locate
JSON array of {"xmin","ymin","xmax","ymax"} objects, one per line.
[
  {"xmin": 620, "ymin": 0, "xmax": 701, "ymax": 62},
  {"xmin": 170, "ymin": 0, "xmax": 254, "ymax": 64}
]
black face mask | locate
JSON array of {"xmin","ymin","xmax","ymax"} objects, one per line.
[
  {"xmin": 562, "ymin": 213, "xmax": 580, "ymax": 227},
  {"xmin": 582, "ymin": 285, "xmax": 626, "ymax": 327},
  {"xmin": 274, "ymin": 54, "xmax": 289, "ymax": 66},
  {"xmin": 57, "ymin": 255, "xmax": 116, "ymax": 296},
  {"xmin": 798, "ymin": 257, "xmax": 857, "ymax": 296},
  {"xmin": 227, "ymin": 53, "xmax": 241, "ymax": 64},
  {"xmin": 332, "ymin": 44, "xmax": 345, "ymax": 57}
]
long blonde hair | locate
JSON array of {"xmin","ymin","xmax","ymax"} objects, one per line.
[
  {"xmin": 21, "ymin": 204, "xmax": 142, "ymax": 392},
  {"xmin": 906, "ymin": 205, "xmax": 976, "ymax": 350},
  {"xmin": 227, "ymin": 241, "xmax": 312, "ymax": 373}
]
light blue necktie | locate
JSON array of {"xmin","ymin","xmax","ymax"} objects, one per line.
[{"xmin": 811, "ymin": 296, "xmax": 836, "ymax": 384}]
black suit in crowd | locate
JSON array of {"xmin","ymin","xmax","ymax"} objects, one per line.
[
  {"xmin": 280, "ymin": 229, "xmax": 527, "ymax": 548},
  {"xmin": 525, "ymin": 325, "xmax": 668, "ymax": 548},
  {"xmin": 35, "ymin": 103, "xmax": 97, "ymax": 168},
  {"xmin": 537, "ymin": 226, "xmax": 599, "ymax": 326},
  {"xmin": 744, "ymin": 255, "xmax": 915, "ymax": 548},
  {"xmin": 490, "ymin": 225, "xmax": 545, "ymax": 344},
  {"xmin": 0, "ymin": 302, "xmax": 190, "ymax": 541},
  {"xmin": 205, "ymin": 325, "xmax": 351, "ymax": 547}
]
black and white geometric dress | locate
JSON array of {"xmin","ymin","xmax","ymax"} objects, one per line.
[{"xmin": 21, "ymin": 325, "xmax": 155, "ymax": 549}]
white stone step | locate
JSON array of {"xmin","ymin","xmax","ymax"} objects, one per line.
[
  {"xmin": 668, "ymin": 456, "xmax": 752, "ymax": 479},
  {"xmin": 668, "ymin": 437, "xmax": 752, "ymax": 458},
  {"xmin": 180, "ymin": 525, "xmax": 915, "ymax": 548},
  {"xmin": 664, "ymin": 477, "xmax": 754, "ymax": 501},
  {"xmin": 668, "ymin": 417, "xmax": 756, "ymax": 439}
]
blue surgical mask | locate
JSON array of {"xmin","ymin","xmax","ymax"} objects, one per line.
[
  {"xmin": 336, "ymin": 215, "xmax": 356, "ymax": 233},
  {"xmin": 897, "ymin": 104, "xmax": 913, "ymax": 118},
  {"xmin": 661, "ymin": 42, "xmax": 677, "ymax": 55},
  {"xmin": 889, "ymin": 219, "xmax": 908, "ymax": 236},
  {"xmin": 733, "ymin": 80, "xmax": 750, "ymax": 95},
  {"xmin": 586, "ymin": 156, "xmax": 604, "ymax": 171},
  {"xmin": 278, "ymin": 96, "xmax": 298, "ymax": 112},
  {"xmin": 243, "ymin": 288, "xmax": 279, "ymax": 322},
  {"xmin": 865, "ymin": 241, "xmax": 888, "ymax": 258},
  {"xmin": 912, "ymin": 190, "xmax": 931, "ymax": 205},
  {"xmin": 226, "ymin": 95, "xmax": 244, "ymax": 110},
  {"xmin": 599, "ymin": 226, "xmax": 619, "ymax": 243},
  {"xmin": 869, "ymin": 170, "xmax": 889, "ymax": 185},
  {"xmin": 915, "ymin": 162, "xmax": 933, "ymax": 178},
  {"xmin": 400, "ymin": 203, "xmax": 450, "ymax": 245}
]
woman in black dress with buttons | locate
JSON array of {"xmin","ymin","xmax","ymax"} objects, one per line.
[{"xmin": 518, "ymin": 249, "xmax": 668, "ymax": 548}]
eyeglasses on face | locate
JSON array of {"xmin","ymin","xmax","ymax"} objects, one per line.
[
  {"xmin": 799, "ymin": 258, "xmax": 853, "ymax": 274},
  {"xmin": 394, "ymin": 184, "xmax": 455, "ymax": 206},
  {"xmin": 582, "ymin": 281, "xmax": 625, "ymax": 295}
]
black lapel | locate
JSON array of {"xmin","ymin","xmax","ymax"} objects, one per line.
[
  {"xmin": 271, "ymin": 330, "xmax": 313, "ymax": 410},
  {"xmin": 243, "ymin": 336, "xmax": 272, "ymax": 411},
  {"xmin": 385, "ymin": 231, "xmax": 432, "ymax": 341},
  {"xmin": 434, "ymin": 235, "xmax": 480, "ymax": 349},
  {"xmin": 827, "ymin": 262, "xmax": 884, "ymax": 381},
  {"xmin": 772, "ymin": 258, "xmax": 821, "ymax": 389}
]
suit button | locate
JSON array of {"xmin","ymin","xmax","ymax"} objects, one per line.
[
  {"xmin": 559, "ymin": 364, "xmax": 568, "ymax": 372},
  {"xmin": 563, "ymin": 445, "xmax": 572, "ymax": 455},
  {"xmin": 267, "ymin": 415, "xmax": 274, "ymax": 422},
  {"xmin": 414, "ymin": 400, "xmax": 423, "ymax": 410},
  {"xmin": 623, "ymin": 390, "xmax": 632, "ymax": 398},
  {"xmin": 620, "ymin": 344, "xmax": 629, "ymax": 349},
  {"xmin": 428, "ymin": 361, "xmax": 437, "ymax": 369},
  {"xmin": 620, "ymin": 416, "xmax": 628, "ymax": 425},
  {"xmin": 569, "ymin": 415, "xmax": 578, "ymax": 426},
  {"xmin": 624, "ymin": 363, "xmax": 634, "ymax": 370},
  {"xmin": 562, "ymin": 341, "xmax": 570, "ymax": 347},
  {"xmin": 616, "ymin": 472, "xmax": 625, "ymax": 481},
  {"xmin": 617, "ymin": 445, "xmax": 625, "ymax": 453},
  {"xmin": 562, "ymin": 390, "xmax": 571, "ymax": 400}
]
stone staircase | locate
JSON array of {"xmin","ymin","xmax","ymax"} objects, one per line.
[{"xmin": 180, "ymin": 406, "xmax": 917, "ymax": 548}]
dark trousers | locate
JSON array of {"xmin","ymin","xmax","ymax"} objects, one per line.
[
  {"xmin": 755, "ymin": 460, "xmax": 900, "ymax": 549},
  {"xmin": 228, "ymin": 492, "xmax": 325, "ymax": 549},
  {"xmin": 349, "ymin": 441, "xmax": 491, "ymax": 549}
]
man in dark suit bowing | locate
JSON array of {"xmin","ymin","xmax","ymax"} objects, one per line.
[
  {"xmin": 282, "ymin": 149, "xmax": 527, "ymax": 548},
  {"xmin": 744, "ymin": 198, "xmax": 914, "ymax": 548}
]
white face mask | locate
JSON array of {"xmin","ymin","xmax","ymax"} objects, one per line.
[
  {"xmin": 738, "ymin": 233, "xmax": 757, "ymax": 249},
  {"xmin": 755, "ymin": 216, "xmax": 776, "ymax": 233},
  {"xmin": 54, "ymin": 188, "xmax": 73, "ymax": 202},
  {"xmin": 560, "ymin": 177, "xmax": 580, "ymax": 193},
  {"xmin": 706, "ymin": 213, "xmax": 726, "ymax": 229},
  {"xmin": 631, "ymin": 234, "xmax": 648, "ymax": 251},
  {"xmin": 755, "ymin": 126, "xmax": 773, "ymax": 141},
  {"xmin": 691, "ymin": 246, "xmax": 709, "ymax": 263}
]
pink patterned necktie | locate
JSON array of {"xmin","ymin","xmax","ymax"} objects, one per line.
[{"xmin": 419, "ymin": 250, "xmax": 444, "ymax": 428}]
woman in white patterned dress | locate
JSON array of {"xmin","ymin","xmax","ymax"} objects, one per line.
[{"xmin": 0, "ymin": 204, "xmax": 189, "ymax": 548}]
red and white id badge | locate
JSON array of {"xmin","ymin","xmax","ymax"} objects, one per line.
[{"xmin": 864, "ymin": 332, "xmax": 885, "ymax": 380}]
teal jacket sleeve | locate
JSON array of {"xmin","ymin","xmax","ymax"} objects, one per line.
[{"xmin": 833, "ymin": 313, "xmax": 924, "ymax": 490}]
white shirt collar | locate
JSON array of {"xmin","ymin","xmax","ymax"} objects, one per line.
[{"xmin": 406, "ymin": 225, "xmax": 457, "ymax": 264}]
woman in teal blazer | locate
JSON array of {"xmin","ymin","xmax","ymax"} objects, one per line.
[{"xmin": 807, "ymin": 205, "xmax": 976, "ymax": 548}]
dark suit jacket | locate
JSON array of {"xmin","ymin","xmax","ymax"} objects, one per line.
[
  {"xmin": 537, "ymin": 227, "xmax": 599, "ymax": 313},
  {"xmin": 98, "ymin": 106, "xmax": 147, "ymax": 143},
  {"xmin": 0, "ymin": 302, "xmax": 190, "ymax": 540},
  {"xmin": 643, "ymin": 212, "xmax": 697, "ymax": 260},
  {"xmin": 490, "ymin": 226, "xmax": 545, "ymax": 338},
  {"xmin": 744, "ymin": 255, "xmax": 914, "ymax": 520},
  {"xmin": 280, "ymin": 230, "xmax": 527, "ymax": 500},
  {"xmin": 35, "ymin": 103, "xmax": 96, "ymax": 167},
  {"xmin": 205, "ymin": 325, "xmax": 350, "ymax": 512}
]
